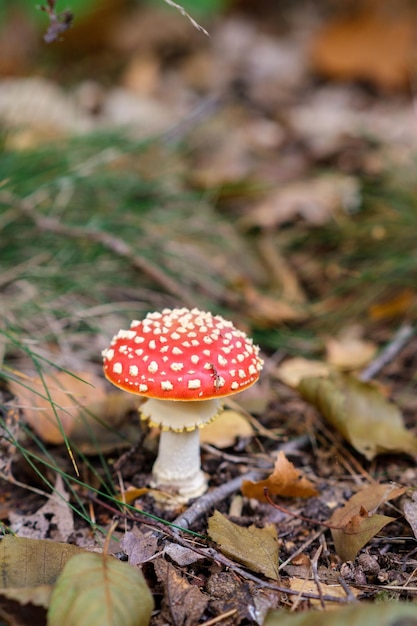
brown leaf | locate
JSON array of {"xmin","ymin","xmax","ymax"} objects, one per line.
[
  {"xmin": 153, "ymin": 557, "xmax": 208, "ymax": 626},
  {"xmin": 298, "ymin": 374, "xmax": 417, "ymax": 460},
  {"xmin": 310, "ymin": 6, "xmax": 416, "ymax": 91},
  {"xmin": 242, "ymin": 451, "xmax": 318, "ymax": 502},
  {"xmin": 9, "ymin": 370, "xmax": 139, "ymax": 451},
  {"xmin": 402, "ymin": 491, "xmax": 417, "ymax": 541},
  {"xmin": 9, "ymin": 475, "xmax": 73, "ymax": 542},
  {"xmin": 240, "ymin": 175, "xmax": 359, "ymax": 230},
  {"xmin": 208, "ymin": 510, "xmax": 279, "ymax": 580},
  {"xmin": 329, "ymin": 483, "xmax": 405, "ymax": 561}
]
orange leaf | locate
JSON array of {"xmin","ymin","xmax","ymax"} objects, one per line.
[{"xmin": 242, "ymin": 451, "xmax": 318, "ymax": 502}]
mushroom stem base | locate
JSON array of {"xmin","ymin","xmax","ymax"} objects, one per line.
[{"xmin": 151, "ymin": 428, "xmax": 207, "ymax": 500}]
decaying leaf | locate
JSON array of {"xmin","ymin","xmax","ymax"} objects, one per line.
[
  {"xmin": 200, "ymin": 409, "xmax": 254, "ymax": 448},
  {"xmin": 120, "ymin": 528, "xmax": 159, "ymax": 566},
  {"xmin": 329, "ymin": 483, "xmax": 405, "ymax": 562},
  {"xmin": 242, "ymin": 451, "xmax": 318, "ymax": 502},
  {"xmin": 264, "ymin": 601, "xmax": 417, "ymax": 626},
  {"xmin": 9, "ymin": 474, "xmax": 73, "ymax": 542},
  {"xmin": 9, "ymin": 370, "xmax": 139, "ymax": 451},
  {"xmin": 153, "ymin": 557, "xmax": 208, "ymax": 626},
  {"xmin": 47, "ymin": 552, "xmax": 154, "ymax": 626},
  {"xmin": 208, "ymin": 510, "xmax": 279, "ymax": 580},
  {"xmin": 274, "ymin": 357, "xmax": 330, "ymax": 388},
  {"xmin": 0, "ymin": 535, "xmax": 86, "ymax": 608},
  {"xmin": 298, "ymin": 373, "xmax": 417, "ymax": 460}
]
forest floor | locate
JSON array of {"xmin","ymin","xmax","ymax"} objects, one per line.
[{"xmin": 1, "ymin": 1, "xmax": 417, "ymax": 624}]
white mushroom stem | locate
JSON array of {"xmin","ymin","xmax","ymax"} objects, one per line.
[
  {"xmin": 141, "ymin": 398, "xmax": 222, "ymax": 500},
  {"xmin": 152, "ymin": 429, "xmax": 207, "ymax": 500}
]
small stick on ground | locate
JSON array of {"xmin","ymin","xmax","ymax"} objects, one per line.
[
  {"xmin": 172, "ymin": 470, "xmax": 265, "ymax": 530},
  {"xmin": 360, "ymin": 324, "xmax": 414, "ymax": 382}
]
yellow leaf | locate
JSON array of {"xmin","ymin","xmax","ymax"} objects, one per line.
[
  {"xmin": 200, "ymin": 409, "xmax": 254, "ymax": 448},
  {"xmin": 298, "ymin": 374, "xmax": 417, "ymax": 460},
  {"xmin": 208, "ymin": 510, "xmax": 279, "ymax": 580}
]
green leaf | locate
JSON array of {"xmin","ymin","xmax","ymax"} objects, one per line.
[
  {"xmin": 298, "ymin": 374, "xmax": 417, "ymax": 460},
  {"xmin": 47, "ymin": 552, "xmax": 154, "ymax": 626},
  {"xmin": 208, "ymin": 510, "xmax": 279, "ymax": 580},
  {"xmin": 264, "ymin": 601, "xmax": 417, "ymax": 626}
]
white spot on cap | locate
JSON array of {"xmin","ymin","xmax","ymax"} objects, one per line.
[
  {"xmin": 218, "ymin": 355, "xmax": 228, "ymax": 366},
  {"xmin": 148, "ymin": 361, "xmax": 158, "ymax": 373},
  {"xmin": 134, "ymin": 336, "xmax": 145, "ymax": 344},
  {"xmin": 248, "ymin": 364, "xmax": 257, "ymax": 375},
  {"xmin": 238, "ymin": 369, "xmax": 246, "ymax": 379},
  {"xmin": 129, "ymin": 365, "xmax": 139, "ymax": 376},
  {"xmin": 170, "ymin": 362, "xmax": 184, "ymax": 372},
  {"xmin": 171, "ymin": 332, "xmax": 181, "ymax": 340},
  {"xmin": 135, "ymin": 349, "xmax": 143, "ymax": 356},
  {"xmin": 237, "ymin": 354, "xmax": 245, "ymax": 362},
  {"xmin": 113, "ymin": 362, "xmax": 122, "ymax": 374},
  {"xmin": 148, "ymin": 340, "xmax": 156, "ymax": 349},
  {"xmin": 203, "ymin": 336, "xmax": 213, "ymax": 344},
  {"xmin": 104, "ymin": 348, "xmax": 114, "ymax": 361},
  {"xmin": 203, "ymin": 349, "xmax": 211, "ymax": 356},
  {"xmin": 161, "ymin": 381, "xmax": 174, "ymax": 391},
  {"xmin": 191, "ymin": 355, "xmax": 200, "ymax": 364},
  {"xmin": 117, "ymin": 329, "xmax": 136, "ymax": 339},
  {"xmin": 231, "ymin": 381, "xmax": 239, "ymax": 390},
  {"xmin": 188, "ymin": 379, "xmax": 201, "ymax": 389},
  {"xmin": 172, "ymin": 347, "xmax": 183, "ymax": 355}
]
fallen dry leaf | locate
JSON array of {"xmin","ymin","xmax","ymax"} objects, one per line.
[
  {"xmin": 402, "ymin": 491, "xmax": 417, "ymax": 541},
  {"xmin": 9, "ymin": 370, "xmax": 139, "ymax": 450},
  {"xmin": 153, "ymin": 557, "xmax": 208, "ymax": 626},
  {"xmin": 9, "ymin": 474, "xmax": 73, "ymax": 542},
  {"xmin": 242, "ymin": 451, "xmax": 318, "ymax": 502},
  {"xmin": 240, "ymin": 175, "xmax": 359, "ymax": 231},
  {"xmin": 208, "ymin": 510, "xmax": 279, "ymax": 580},
  {"xmin": 288, "ymin": 578, "xmax": 359, "ymax": 607},
  {"xmin": 310, "ymin": 5, "xmax": 416, "ymax": 90},
  {"xmin": 274, "ymin": 357, "xmax": 330, "ymax": 388},
  {"xmin": 298, "ymin": 374, "xmax": 417, "ymax": 460},
  {"xmin": 325, "ymin": 326, "xmax": 377, "ymax": 371},
  {"xmin": 200, "ymin": 409, "xmax": 254, "ymax": 448},
  {"xmin": 0, "ymin": 535, "xmax": 86, "ymax": 608},
  {"xmin": 329, "ymin": 483, "xmax": 405, "ymax": 561},
  {"xmin": 368, "ymin": 289, "xmax": 416, "ymax": 321}
]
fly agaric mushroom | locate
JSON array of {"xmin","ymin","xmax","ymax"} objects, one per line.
[{"xmin": 102, "ymin": 307, "xmax": 263, "ymax": 500}]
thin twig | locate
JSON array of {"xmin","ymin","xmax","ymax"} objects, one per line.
[
  {"xmin": 310, "ymin": 545, "xmax": 325, "ymax": 609},
  {"xmin": 1, "ymin": 191, "xmax": 196, "ymax": 308},
  {"xmin": 360, "ymin": 324, "xmax": 414, "ymax": 382},
  {"xmin": 338, "ymin": 576, "xmax": 359, "ymax": 603},
  {"xmin": 172, "ymin": 471, "xmax": 265, "ymax": 530},
  {"xmin": 88, "ymin": 494, "xmax": 350, "ymax": 604}
]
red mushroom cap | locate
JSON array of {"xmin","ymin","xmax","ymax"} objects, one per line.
[{"xmin": 102, "ymin": 307, "xmax": 263, "ymax": 401}]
